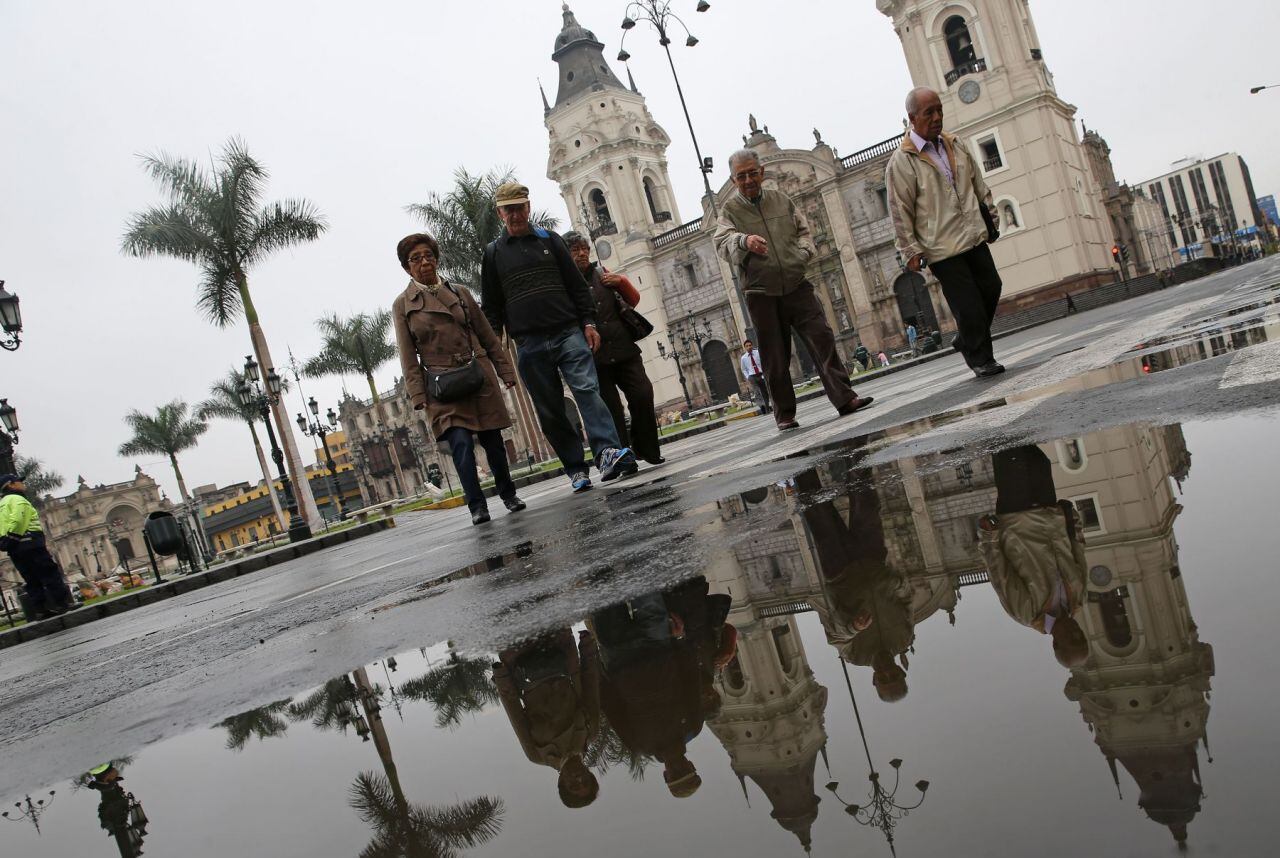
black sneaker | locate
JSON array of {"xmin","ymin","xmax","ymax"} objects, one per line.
[
  {"xmin": 471, "ymin": 508, "xmax": 492, "ymax": 525},
  {"xmin": 504, "ymin": 496, "xmax": 527, "ymax": 513}
]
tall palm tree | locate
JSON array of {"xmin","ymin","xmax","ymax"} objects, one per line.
[
  {"xmin": 303, "ymin": 310, "xmax": 408, "ymax": 496},
  {"xmin": 406, "ymin": 167, "xmax": 559, "ymax": 461},
  {"xmin": 217, "ymin": 700, "xmax": 291, "ymax": 751},
  {"xmin": 198, "ymin": 368, "xmax": 288, "ymax": 531},
  {"xmin": 399, "ymin": 652, "xmax": 498, "ymax": 730},
  {"xmin": 121, "ymin": 137, "xmax": 325, "ymax": 529},
  {"xmin": 15, "ymin": 455, "xmax": 64, "ymax": 504},
  {"xmin": 405, "ymin": 166, "xmax": 559, "ymax": 292},
  {"xmin": 287, "ymin": 676, "xmax": 366, "ymax": 734},
  {"xmin": 117, "ymin": 400, "xmax": 208, "ymax": 504}
]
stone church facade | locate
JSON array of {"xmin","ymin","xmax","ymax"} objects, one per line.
[{"xmin": 543, "ymin": 2, "xmax": 1115, "ymax": 412}]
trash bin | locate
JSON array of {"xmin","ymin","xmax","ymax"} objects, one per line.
[{"xmin": 143, "ymin": 512, "xmax": 185, "ymax": 556}]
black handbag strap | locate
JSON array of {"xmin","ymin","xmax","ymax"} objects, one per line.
[{"xmin": 441, "ymin": 282, "xmax": 477, "ymax": 359}]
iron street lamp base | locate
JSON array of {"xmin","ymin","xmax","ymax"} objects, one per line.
[{"xmin": 286, "ymin": 514, "xmax": 312, "ymax": 543}]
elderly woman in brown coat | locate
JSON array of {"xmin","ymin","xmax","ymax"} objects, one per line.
[{"xmin": 392, "ymin": 233, "xmax": 525, "ymax": 525}]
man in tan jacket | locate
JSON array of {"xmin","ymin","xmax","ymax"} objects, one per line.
[
  {"xmin": 886, "ymin": 87, "xmax": 1005, "ymax": 378},
  {"xmin": 979, "ymin": 445, "xmax": 1090, "ymax": 668},
  {"xmin": 714, "ymin": 149, "xmax": 874, "ymax": 431}
]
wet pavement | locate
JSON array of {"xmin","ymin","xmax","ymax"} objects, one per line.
[{"xmin": 4, "ymin": 262, "xmax": 1280, "ymax": 856}]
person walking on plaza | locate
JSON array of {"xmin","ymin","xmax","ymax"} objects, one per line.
[
  {"xmin": 714, "ymin": 149, "xmax": 874, "ymax": 431},
  {"xmin": 853, "ymin": 343, "xmax": 871, "ymax": 372},
  {"xmin": 0, "ymin": 473, "xmax": 72, "ymax": 619},
  {"xmin": 738, "ymin": 339, "xmax": 771, "ymax": 414},
  {"xmin": 562, "ymin": 231, "xmax": 664, "ymax": 466},
  {"xmin": 887, "ymin": 86, "xmax": 1006, "ymax": 378},
  {"xmin": 393, "ymin": 233, "xmax": 526, "ymax": 526},
  {"xmin": 906, "ymin": 323, "xmax": 918, "ymax": 355},
  {"xmin": 481, "ymin": 183, "xmax": 637, "ymax": 492}
]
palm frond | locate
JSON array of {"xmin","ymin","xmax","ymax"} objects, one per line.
[
  {"xmin": 137, "ymin": 150, "xmax": 215, "ymax": 209},
  {"xmin": 117, "ymin": 400, "xmax": 208, "ymax": 458},
  {"xmin": 303, "ymin": 310, "xmax": 394, "ymax": 381},
  {"xmin": 349, "ymin": 771, "xmax": 403, "ymax": 829},
  {"xmin": 217, "ymin": 699, "xmax": 291, "ymax": 751},
  {"xmin": 120, "ymin": 203, "xmax": 215, "ymax": 262},
  {"xmin": 15, "ymin": 456, "xmax": 64, "ymax": 498},
  {"xmin": 244, "ymin": 198, "xmax": 328, "ymax": 265},
  {"xmin": 413, "ymin": 796, "xmax": 504, "ymax": 849}
]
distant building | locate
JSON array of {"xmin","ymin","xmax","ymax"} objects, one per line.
[
  {"xmin": 1137, "ymin": 153, "xmax": 1264, "ymax": 260},
  {"xmin": 1257, "ymin": 195, "xmax": 1279, "ymax": 240},
  {"xmin": 0, "ymin": 469, "xmax": 178, "ymax": 603},
  {"xmin": 1082, "ymin": 126, "xmax": 1179, "ymax": 274},
  {"xmin": 199, "ymin": 461, "xmax": 362, "ymax": 553}
]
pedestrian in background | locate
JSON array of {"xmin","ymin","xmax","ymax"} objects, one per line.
[
  {"xmin": 714, "ymin": 149, "xmax": 874, "ymax": 431},
  {"xmin": 563, "ymin": 231, "xmax": 663, "ymax": 466},
  {"xmin": 887, "ymin": 86, "xmax": 1006, "ymax": 378},
  {"xmin": 878, "ymin": 351, "xmax": 890, "ymax": 368},
  {"xmin": 393, "ymin": 233, "xmax": 526, "ymax": 526},
  {"xmin": 0, "ymin": 473, "xmax": 72, "ymax": 619},
  {"xmin": 480, "ymin": 182, "xmax": 637, "ymax": 492},
  {"xmin": 853, "ymin": 343, "xmax": 871, "ymax": 372},
  {"xmin": 739, "ymin": 339, "xmax": 772, "ymax": 414}
]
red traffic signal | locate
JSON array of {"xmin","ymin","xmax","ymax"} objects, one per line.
[{"xmin": 1111, "ymin": 245, "xmax": 1121, "ymax": 260}]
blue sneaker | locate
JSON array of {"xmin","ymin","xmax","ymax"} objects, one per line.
[
  {"xmin": 598, "ymin": 447, "xmax": 638, "ymax": 482},
  {"xmin": 570, "ymin": 471, "xmax": 593, "ymax": 493}
]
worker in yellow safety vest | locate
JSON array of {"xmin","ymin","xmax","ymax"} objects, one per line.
[{"xmin": 0, "ymin": 473, "xmax": 71, "ymax": 619}]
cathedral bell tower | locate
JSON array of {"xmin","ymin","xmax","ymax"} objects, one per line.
[
  {"xmin": 878, "ymin": 0, "xmax": 1113, "ymax": 299},
  {"xmin": 544, "ymin": 4, "xmax": 683, "ymax": 405}
]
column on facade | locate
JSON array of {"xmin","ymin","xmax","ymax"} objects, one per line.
[{"xmin": 819, "ymin": 185, "xmax": 881, "ymax": 352}]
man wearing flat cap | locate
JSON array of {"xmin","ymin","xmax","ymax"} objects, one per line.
[{"xmin": 481, "ymin": 182, "xmax": 637, "ymax": 493}]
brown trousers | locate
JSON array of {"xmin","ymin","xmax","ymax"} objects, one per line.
[{"xmin": 746, "ymin": 281, "xmax": 855, "ymax": 423}]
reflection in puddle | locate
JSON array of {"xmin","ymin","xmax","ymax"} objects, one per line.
[{"xmin": 5, "ymin": 416, "xmax": 1243, "ymax": 855}]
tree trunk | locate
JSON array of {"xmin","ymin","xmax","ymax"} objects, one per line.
[
  {"xmin": 168, "ymin": 453, "xmax": 191, "ymax": 505},
  {"xmin": 246, "ymin": 320, "xmax": 322, "ymax": 530},
  {"xmin": 249, "ymin": 421, "xmax": 288, "ymax": 532},
  {"xmin": 367, "ymin": 375, "xmax": 410, "ymax": 498}
]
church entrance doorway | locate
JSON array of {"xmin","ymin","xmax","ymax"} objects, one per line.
[{"xmin": 700, "ymin": 340, "xmax": 740, "ymax": 403}]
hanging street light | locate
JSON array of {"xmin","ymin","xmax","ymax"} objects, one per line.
[
  {"xmin": 239, "ymin": 355, "xmax": 312, "ymax": 542},
  {"xmin": 0, "ymin": 281, "xmax": 23, "ymax": 351}
]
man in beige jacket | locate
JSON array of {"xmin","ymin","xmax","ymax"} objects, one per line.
[
  {"xmin": 714, "ymin": 149, "xmax": 874, "ymax": 431},
  {"xmin": 886, "ymin": 87, "xmax": 1005, "ymax": 378}
]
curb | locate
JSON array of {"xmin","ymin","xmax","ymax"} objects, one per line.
[{"xmin": 0, "ymin": 517, "xmax": 397, "ymax": 650}]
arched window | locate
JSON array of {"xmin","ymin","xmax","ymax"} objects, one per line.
[
  {"xmin": 589, "ymin": 188, "xmax": 612, "ymax": 227},
  {"xmin": 944, "ymin": 16, "xmax": 977, "ymax": 68},
  {"xmin": 1097, "ymin": 589, "xmax": 1134, "ymax": 648},
  {"xmin": 643, "ymin": 177, "xmax": 659, "ymax": 221}
]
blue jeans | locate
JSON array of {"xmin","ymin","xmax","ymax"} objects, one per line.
[
  {"xmin": 516, "ymin": 326, "xmax": 622, "ymax": 472},
  {"xmin": 442, "ymin": 427, "xmax": 516, "ymax": 514}
]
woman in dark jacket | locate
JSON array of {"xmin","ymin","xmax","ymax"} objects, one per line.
[{"xmin": 392, "ymin": 233, "xmax": 525, "ymax": 525}]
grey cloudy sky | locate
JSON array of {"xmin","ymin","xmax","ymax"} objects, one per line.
[{"xmin": 2, "ymin": 0, "xmax": 1276, "ymax": 503}]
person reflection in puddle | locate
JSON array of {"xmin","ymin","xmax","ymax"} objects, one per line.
[
  {"xmin": 591, "ymin": 578, "xmax": 735, "ymax": 798},
  {"xmin": 85, "ymin": 762, "xmax": 147, "ymax": 856},
  {"xmin": 799, "ymin": 462, "xmax": 915, "ymax": 702},
  {"xmin": 493, "ymin": 628, "xmax": 602, "ymax": 808},
  {"xmin": 980, "ymin": 445, "xmax": 1090, "ymax": 668}
]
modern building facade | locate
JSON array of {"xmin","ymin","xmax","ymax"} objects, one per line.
[{"xmin": 1137, "ymin": 153, "xmax": 1264, "ymax": 260}]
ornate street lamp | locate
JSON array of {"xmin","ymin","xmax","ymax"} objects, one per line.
[
  {"xmin": 824, "ymin": 657, "xmax": 929, "ymax": 855},
  {"xmin": 617, "ymin": 1, "xmax": 751, "ymax": 338},
  {"xmin": 2, "ymin": 789, "xmax": 55, "ymax": 834},
  {"xmin": 1250, "ymin": 84, "xmax": 1278, "ymax": 94},
  {"xmin": 656, "ymin": 332, "xmax": 694, "ymax": 412},
  {"xmin": 0, "ymin": 398, "xmax": 18, "ymax": 477},
  {"xmin": 0, "ymin": 281, "xmax": 22, "ymax": 352},
  {"xmin": 238, "ymin": 355, "xmax": 311, "ymax": 543},
  {"xmin": 297, "ymin": 395, "xmax": 346, "ymax": 520}
]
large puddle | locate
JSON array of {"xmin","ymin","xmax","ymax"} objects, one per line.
[{"xmin": 4, "ymin": 406, "xmax": 1275, "ymax": 857}]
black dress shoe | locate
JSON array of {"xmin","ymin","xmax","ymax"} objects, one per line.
[
  {"xmin": 643, "ymin": 456, "xmax": 666, "ymax": 466},
  {"xmin": 503, "ymin": 496, "xmax": 526, "ymax": 513},
  {"xmin": 471, "ymin": 509, "xmax": 492, "ymax": 525},
  {"xmin": 837, "ymin": 396, "xmax": 875, "ymax": 416},
  {"xmin": 777, "ymin": 419, "xmax": 801, "ymax": 431},
  {"xmin": 973, "ymin": 362, "xmax": 1005, "ymax": 378}
]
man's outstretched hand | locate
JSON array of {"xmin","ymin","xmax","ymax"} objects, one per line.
[{"xmin": 745, "ymin": 234, "xmax": 769, "ymax": 256}]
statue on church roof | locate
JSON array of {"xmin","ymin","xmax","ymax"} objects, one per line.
[
  {"xmin": 813, "ymin": 128, "xmax": 824, "ymax": 145},
  {"xmin": 748, "ymin": 113, "xmax": 758, "ymax": 133}
]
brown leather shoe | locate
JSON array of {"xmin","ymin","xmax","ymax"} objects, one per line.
[
  {"xmin": 776, "ymin": 419, "xmax": 801, "ymax": 431},
  {"xmin": 837, "ymin": 396, "xmax": 876, "ymax": 416}
]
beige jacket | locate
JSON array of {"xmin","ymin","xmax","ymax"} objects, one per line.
[
  {"xmin": 714, "ymin": 188, "xmax": 816, "ymax": 296},
  {"xmin": 886, "ymin": 130, "xmax": 993, "ymax": 264},
  {"xmin": 980, "ymin": 505, "xmax": 1087, "ymax": 631}
]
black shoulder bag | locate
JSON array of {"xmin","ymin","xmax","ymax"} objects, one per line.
[
  {"xmin": 425, "ymin": 284, "xmax": 487, "ymax": 403},
  {"xmin": 613, "ymin": 290, "xmax": 655, "ymax": 341}
]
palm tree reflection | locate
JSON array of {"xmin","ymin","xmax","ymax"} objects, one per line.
[
  {"xmin": 348, "ymin": 772, "xmax": 503, "ymax": 858},
  {"xmin": 400, "ymin": 649, "xmax": 499, "ymax": 730},
  {"xmin": 217, "ymin": 699, "xmax": 291, "ymax": 750}
]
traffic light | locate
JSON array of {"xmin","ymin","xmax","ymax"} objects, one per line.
[
  {"xmin": 1111, "ymin": 245, "xmax": 1121, "ymax": 263},
  {"xmin": 1119, "ymin": 243, "xmax": 1130, "ymax": 261}
]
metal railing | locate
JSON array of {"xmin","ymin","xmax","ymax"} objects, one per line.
[
  {"xmin": 654, "ymin": 217, "xmax": 704, "ymax": 247},
  {"xmin": 982, "ymin": 155, "xmax": 1004, "ymax": 172},
  {"xmin": 945, "ymin": 57, "xmax": 987, "ymax": 86}
]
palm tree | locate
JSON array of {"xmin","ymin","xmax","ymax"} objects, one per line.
[
  {"xmin": 15, "ymin": 455, "xmax": 64, "ymax": 503},
  {"xmin": 303, "ymin": 310, "xmax": 408, "ymax": 496},
  {"xmin": 121, "ymin": 137, "xmax": 325, "ymax": 529},
  {"xmin": 399, "ymin": 652, "xmax": 499, "ymax": 730},
  {"xmin": 405, "ymin": 167, "xmax": 559, "ymax": 292},
  {"xmin": 349, "ymin": 772, "xmax": 503, "ymax": 858},
  {"xmin": 217, "ymin": 700, "xmax": 291, "ymax": 751},
  {"xmin": 287, "ymin": 676, "xmax": 366, "ymax": 734},
  {"xmin": 117, "ymin": 400, "xmax": 208, "ymax": 505},
  {"xmin": 198, "ymin": 368, "xmax": 288, "ymax": 531}
]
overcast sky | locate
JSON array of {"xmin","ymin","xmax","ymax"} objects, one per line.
[{"xmin": 2, "ymin": 0, "xmax": 1277, "ymax": 503}]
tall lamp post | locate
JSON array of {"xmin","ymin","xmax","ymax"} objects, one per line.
[
  {"xmin": 237, "ymin": 356, "xmax": 311, "ymax": 543},
  {"xmin": 296, "ymin": 398, "xmax": 346, "ymax": 521},
  {"xmin": 617, "ymin": 1, "xmax": 752, "ymax": 339},
  {"xmin": 655, "ymin": 317, "xmax": 711, "ymax": 411},
  {"xmin": 0, "ymin": 398, "xmax": 18, "ymax": 476}
]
